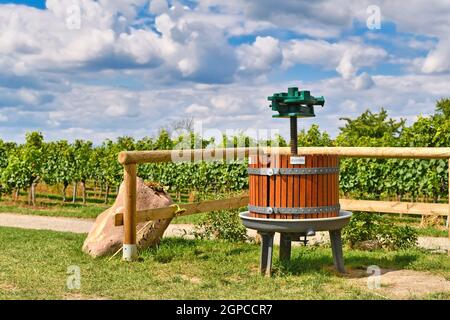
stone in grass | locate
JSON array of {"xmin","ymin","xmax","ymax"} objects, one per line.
[
  {"xmin": 353, "ymin": 240, "xmax": 383, "ymax": 251},
  {"xmin": 82, "ymin": 178, "xmax": 173, "ymax": 258}
]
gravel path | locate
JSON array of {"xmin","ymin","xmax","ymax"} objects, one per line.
[
  {"xmin": 0, "ymin": 213, "xmax": 194, "ymax": 238},
  {"xmin": 0, "ymin": 213, "xmax": 94, "ymax": 233},
  {"xmin": 0, "ymin": 213, "xmax": 449, "ymax": 251}
]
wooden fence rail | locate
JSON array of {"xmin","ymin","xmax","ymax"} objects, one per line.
[
  {"xmin": 119, "ymin": 147, "xmax": 450, "ymax": 165},
  {"xmin": 114, "ymin": 197, "xmax": 449, "ymax": 226},
  {"xmin": 119, "ymin": 147, "xmax": 450, "ymax": 261}
]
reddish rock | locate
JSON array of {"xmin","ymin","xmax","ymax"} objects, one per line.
[{"xmin": 82, "ymin": 178, "xmax": 173, "ymax": 257}]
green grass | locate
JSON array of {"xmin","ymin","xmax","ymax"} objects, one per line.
[
  {"xmin": 382, "ymin": 213, "xmax": 449, "ymax": 237},
  {"xmin": 0, "ymin": 227, "xmax": 449, "ymax": 300},
  {"xmin": 0, "ymin": 203, "xmax": 105, "ymax": 219},
  {"xmin": 414, "ymin": 226, "xmax": 449, "ymax": 238},
  {"xmin": 172, "ymin": 213, "xmax": 206, "ymax": 224},
  {"xmin": 22, "ymin": 191, "xmax": 114, "ymax": 205}
]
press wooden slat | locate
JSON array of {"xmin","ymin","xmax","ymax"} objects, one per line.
[
  {"xmin": 269, "ymin": 155, "xmax": 276, "ymax": 218},
  {"xmin": 287, "ymin": 155, "xmax": 294, "ymax": 219},
  {"xmin": 325, "ymin": 155, "xmax": 330, "ymax": 218},
  {"xmin": 329, "ymin": 156, "xmax": 333, "ymax": 217},
  {"xmin": 275, "ymin": 156, "xmax": 281, "ymax": 219},
  {"xmin": 249, "ymin": 156, "xmax": 253, "ymax": 218},
  {"xmin": 336, "ymin": 156, "xmax": 340, "ymax": 215},
  {"xmin": 261, "ymin": 158, "xmax": 267, "ymax": 215},
  {"xmin": 334, "ymin": 156, "xmax": 338, "ymax": 216},
  {"xmin": 272, "ymin": 156, "xmax": 277, "ymax": 219},
  {"xmin": 312, "ymin": 155, "xmax": 318, "ymax": 218},
  {"xmin": 299, "ymin": 156, "xmax": 306, "ymax": 219},
  {"xmin": 250, "ymin": 157, "xmax": 258, "ymax": 217},
  {"xmin": 253, "ymin": 156, "xmax": 261, "ymax": 217},
  {"xmin": 305, "ymin": 155, "xmax": 312, "ymax": 219},
  {"xmin": 317, "ymin": 155, "xmax": 323, "ymax": 219},
  {"xmin": 330, "ymin": 156, "xmax": 334, "ymax": 217},
  {"xmin": 280, "ymin": 155, "xmax": 287, "ymax": 219},
  {"xmin": 333, "ymin": 156, "xmax": 338, "ymax": 217},
  {"xmin": 285, "ymin": 155, "xmax": 290, "ymax": 219},
  {"xmin": 260, "ymin": 156, "xmax": 266, "ymax": 218},
  {"xmin": 293, "ymin": 155, "xmax": 300, "ymax": 219},
  {"xmin": 252, "ymin": 155, "xmax": 257, "ymax": 218}
]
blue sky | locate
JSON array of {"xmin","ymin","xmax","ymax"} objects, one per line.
[
  {"xmin": 0, "ymin": 0, "xmax": 44, "ymax": 9},
  {"xmin": 0, "ymin": 0, "xmax": 449, "ymax": 143}
]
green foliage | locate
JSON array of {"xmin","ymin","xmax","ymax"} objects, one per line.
[
  {"xmin": 0, "ymin": 98, "xmax": 449, "ymax": 205},
  {"xmin": 72, "ymin": 140, "xmax": 94, "ymax": 183},
  {"xmin": 2, "ymin": 132, "xmax": 45, "ymax": 192},
  {"xmin": 338, "ymin": 105, "xmax": 449, "ymax": 201},
  {"xmin": 0, "ymin": 140, "xmax": 16, "ymax": 197},
  {"xmin": 337, "ymin": 108, "xmax": 405, "ymax": 147},
  {"xmin": 43, "ymin": 140, "xmax": 75, "ymax": 187},
  {"xmin": 436, "ymin": 97, "xmax": 450, "ymax": 118},
  {"xmin": 193, "ymin": 209, "xmax": 248, "ymax": 242},
  {"xmin": 297, "ymin": 124, "xmax": 333, "ymax": 146},
  {"xmin": 343, "ymin": 212, "xmax": 418, "ymax": 250},
  {"xmin": 139, "ymin": 160, "xmax": 248, "ymax": 193}
]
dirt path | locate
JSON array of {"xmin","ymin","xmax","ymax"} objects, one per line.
[
  {"xmin": 347, "ymin": 268, "xmax": 450, "ymax": 299},
  {"xmin": 0, "ymin": 213, "xmax": 449, "ymax": 252},
  {"xmin": 0, "ymin": 213, "xmax": 194, "ymax": 238},
  {"xmin": 0, "ymin": 213, "xmax": 94, "ymax": 233}
]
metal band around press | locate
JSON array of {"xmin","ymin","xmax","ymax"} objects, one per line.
[
  {"xmin": 247, "ymin": 167, "xmax": 339, "ymax": 176},
  {"xmin": 248, "ymin": 204, "xmax": 341, "ymax": 215}
]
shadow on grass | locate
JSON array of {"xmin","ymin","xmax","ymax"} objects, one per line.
[
  {"xmin": 139, "ymin": 237, "xmax": 255, "ymax": 263},
  {"xmin": 274, "ymin": 247, "xmax": 420, "ymax": 277},
  {"xmin": 136, "ymin": 237, "xmax": 421, "ymax": 279},
  {"xmin": 18, "ymin": 191, "xmax": 111, "ymax": 205}
]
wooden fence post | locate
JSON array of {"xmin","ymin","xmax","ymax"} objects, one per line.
[
  {"xmin": 123, "ymin": 163, "xmax": 137, "ymax": 261},
  {"xmin": 448, "ymin": 158, "xmax": 450, "ymax": 239}
]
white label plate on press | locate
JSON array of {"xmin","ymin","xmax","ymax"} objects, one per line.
[{"xmin": 290, "ymin": 156, "xmax": 306, "ymax": 165}]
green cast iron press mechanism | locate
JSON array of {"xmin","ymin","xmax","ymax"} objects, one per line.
[{"xmin": 268, "ymin": 87, "xmax": 325, "ymax": 155}]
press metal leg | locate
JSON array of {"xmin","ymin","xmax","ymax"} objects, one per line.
[
  {"xmin": 259, "ymin": 232, "xmax": 274, "ymax": 277},
  {"xmin": 329, "ymin": 229, "xmax": 345, "ymax": 273},
  {"xmin": 279, "ymin": 233, "xmax": 292, "ymax": 262}
]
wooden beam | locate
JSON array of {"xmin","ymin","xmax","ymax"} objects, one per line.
[
  {"xmin": 448, "ymin": 158, "xmax": 450, "ymax": 239},
  {"xmin": 115, "ymin": 195, "xmax": 250, "ymax": 226},
  {"xmin": 340, "ymin": 199, "xmax": 449, "ymax": 216},
  {"xmin": 275, "ymin": 147, "xmax": 450, "ymax": 159},
  {"xmin": 118, "ymin": 148, "xmax": 260, "ymax": 165},
  {"xmin": 123, "ymin": 164, "xmax": 137, "ymax": 245},
  {"xmin": 118, "ymin": 147, "xmax": 450, "ymax": 165}
]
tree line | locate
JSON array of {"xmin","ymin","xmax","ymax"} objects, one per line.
[{"xmin": 0, "ymin": 98, "xmax": 449, "ymax": 205}]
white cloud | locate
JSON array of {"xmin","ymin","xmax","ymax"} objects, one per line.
[
  {"xmin": 237, "ymin": 36, "xmax": 282, "ymax": 75},
  {"xmin": 352, "ymin": 72, "xmax": 375, "ymax": 90},
  {"xmin": 185, "ymin": 104, "xmax": 209, "ymax": 114},
  {"xmin": 198, "ymin": 0, "xmax": 356, "ymax": 38},
  {"xmin": 0, "ymin": 0, "xmax": 449, "ymax": 143},
  {"xmin": 149, "ymin": 0, "xmax": 169, "ymax": 15},
  {"xmin": 210, "ymin": 95, "xmax": 242, "ymax": 113},
  {"xmin": 282, "ymin": 39, "xmax": 387, "ymax": 82},
  {"xmin": 105, "ymin": 104, "xmax": 129, "ymax": 117},
  {"xmin": 421, "ymin": 39, "xmax": 450, "ymax": 73},
  {"xmin": 0, "ymin": 1, "xmax": 237, "ymax": 83}
]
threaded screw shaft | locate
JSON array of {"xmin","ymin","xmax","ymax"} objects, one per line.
[{"xmin": 290, "ymin": 116, "xmax": 298, "ymax": 156}]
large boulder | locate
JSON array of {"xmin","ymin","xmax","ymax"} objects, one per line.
[{"xmin": 82, "ymin": 178, "xmax": 173, "ymax": 257}]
